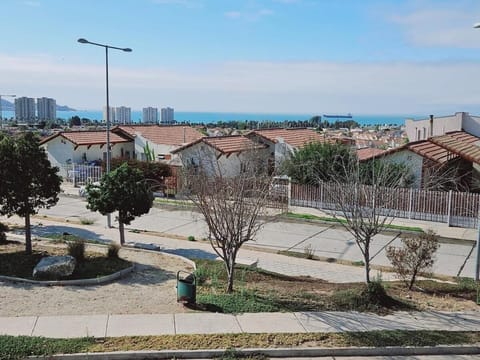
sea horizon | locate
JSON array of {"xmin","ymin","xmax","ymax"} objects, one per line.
[{"xmin": 1, "ymin": 110, "xmax": 420, "ymax": 126}]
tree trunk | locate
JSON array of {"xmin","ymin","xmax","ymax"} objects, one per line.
[
  {"xmin": 226, "ymin": 257, "xmax": 235, "ymax": 293},
  {"xmin": 25, "ymin": 214, "xmax": 32, "ymax": 255},
  {"xmin": 364, "ymin": 239, "xmax": 371, "ymax": 284},
  {"xmin": 119, "ymin": 221, "xmax": 125, "ymax": 246}
]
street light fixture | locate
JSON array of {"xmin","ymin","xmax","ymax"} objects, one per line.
[
  {"xmin": 0, "ymin": 94, "xmax": 16, "ymax": 129},
  {"xmin": 77, "ymin": 38, "xmax": 132, "ymax": 228}
]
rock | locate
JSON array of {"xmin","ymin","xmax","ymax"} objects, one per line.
[{"xmin": 33, "ymin": 256, "xmax": 76, "ymax": 280}]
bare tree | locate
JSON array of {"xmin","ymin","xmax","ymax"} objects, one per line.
[
  {"xmin": 321, "ymin": 153, "xmax": 409, "ymax": 283},
  {"xmin": 182, "ymin": 144, "xmax": 280, "ymax": 293}
]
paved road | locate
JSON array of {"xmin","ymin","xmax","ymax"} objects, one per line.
[{"xmin": 18, "ymin": 195, "xmax": 478, "ymax": 278}]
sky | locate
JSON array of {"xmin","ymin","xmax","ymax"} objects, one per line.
[{"xmin": 2, "ymin": 0, "xmax": 480, "ymax": 115}]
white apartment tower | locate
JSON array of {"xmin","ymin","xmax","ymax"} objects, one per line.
[
  {"xmin": 115, "ymin": 106, "xmax": 131, "ymax": 124},
  {"xmin": 102, "ymin": 106, "xmax": 116, "ymax": 123},
  {"xmin": 161, "ymin": 107, "xmax": 174, "ymax": 124},
  {"xmin": 142, "ymin": 107, "xmax": 158, "ymax": 123},
  {"xmin": 37, "ymin": 97, "xmax": 56, "ymax": 121},
  {"xmin": 15, "ymin": 97, "xmax": 36, "ymax": 123}
]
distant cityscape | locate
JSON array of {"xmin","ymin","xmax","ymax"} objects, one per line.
[{"xmin": 0, "ymin": 97, "xmax": 175, "ymax": 124}]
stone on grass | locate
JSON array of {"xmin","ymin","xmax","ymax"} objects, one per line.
[{"xmin": 33, "ymin": 256, "xmax": 76, "ymax": 280}]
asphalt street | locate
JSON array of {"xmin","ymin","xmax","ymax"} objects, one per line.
[{"xmin": 33, "ymin": 195, "xmax": 477, "ymax": 278}]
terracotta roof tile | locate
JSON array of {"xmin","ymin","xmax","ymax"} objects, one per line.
[
  {"xmin": 114, "ymin": 125, "xmax": 203, "ymax": 146},
  {"xmin": 248, "ymin": 128, "xmax": 328, "ymax": 148},
  {"xmin": 40, "ymin": 131, "xmax": 131, "ymax": 146},
  {"xmin": 172, "ymin": 135, "xmax": 265, "ymax": 154},
  {"xmin": 429, "ymin": 131, "xmax": 480, "ymax": 164},
  {"xmin": 356, "ymin": 148, "xmax": 387, "ymax": 161}
]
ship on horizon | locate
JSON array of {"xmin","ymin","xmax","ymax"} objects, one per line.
[{"xmin": 323, "ymin": 113, "xmax": 353, "ymax": 119}]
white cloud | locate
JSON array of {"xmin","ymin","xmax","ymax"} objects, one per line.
[
  {"xmin": 1, "ymin": 53, "xmax": 480, "ymax": 114},
  {"xmin": 224, "ymin": 8, "xmax": 274, "ymax": 21},
  {"xmin": 389, "ymin": 6, "xmax": 480, "ymax": 48}
]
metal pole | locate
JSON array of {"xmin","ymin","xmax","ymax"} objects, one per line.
[
  {"xmin": 105, "ymin": 46, "xmax": 112, "ymax": 228},
  {"xmin": 476, "ymin": 204, "xmax": 480, "ymax": 282}
]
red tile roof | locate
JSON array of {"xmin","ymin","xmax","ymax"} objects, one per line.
[
  {"xmin": 356, "ymin": 147, "xmax": 388, "ymax": 161},
  {"xmin": 429, "ymin": 131, "xmax": 480, "ymax": 164},
  {"xmin": 407, "ymin": 131, "xmax": 480, "ymax": 164},
  {"xmin": 172, "ymin": 135, "xmax": 265, "ymax": 154},
  {"xmin": 113, "ymin": 125, "xmax": 204, "ymax": 146},
  {"xmin": 40, "ymin": 131, "xmax": 131, "ymax": 146},
  {"xmin": 248, "ymin": 128, "xmax": 329, "ymax": 148}
]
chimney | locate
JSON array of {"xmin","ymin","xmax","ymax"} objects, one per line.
[
  {"xmin": 183, "ymin": 126, "xmax": 186, "ymax": 143},
  {"xmin": 429, "ymin": 114, "xmax": 434, "ymax": 137}
]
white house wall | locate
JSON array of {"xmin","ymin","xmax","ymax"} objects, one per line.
[
  {"xmin": 405, "ymin": 113, "xmax": 463, "ymax": 141},
  {"xmin": 134, "ymin": 133, "xmax": 178, "ymax": 161},
  {"xmin": 42, "ymin": 136, "xmax": 134, "ymax": 167},
  {"xmin": 41, "ymin": 136, "xmax": 74, "ymax": 169},
  {"xmin": 177, "ymin": 143, "xmax": 269, "ymax": 178},
  {"xmin": 384, "ymin": 149, "xmax": 423, "ymax": 188}
]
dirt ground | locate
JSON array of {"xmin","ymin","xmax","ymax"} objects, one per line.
[{"xmin": 0, "ymin": 242, "xmax": 194, "ymax": 316}]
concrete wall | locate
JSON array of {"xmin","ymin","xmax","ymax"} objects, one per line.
[
  {"xmin": 461, "ymin": 114, "xmax": 480, "ymax": 138},
  {"xmin": 405, "ymin": 113, "xmax": 463, "ymax": 141}
]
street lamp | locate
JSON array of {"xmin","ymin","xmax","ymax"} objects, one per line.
[
  {"xmin": 77, "ymin": 38, "xmax": 132, "ymax": 228},
  {"xmin": 474, "ymin": 24, "xmax": 480, "ymax": 293},
  {"xmin": 0, "ymin": 94, "xmax": 16, "ymax": 129}
]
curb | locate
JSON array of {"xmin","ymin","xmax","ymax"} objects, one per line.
[
  {"xmin": 29, "ymin": 345, "xmax": 480, "ymax": 359},
  {"xmin": 0, "ymin": 265, "xmax": 135, "ymax": 286}
]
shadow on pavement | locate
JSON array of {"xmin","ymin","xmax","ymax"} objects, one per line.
[
  {"xmin": 15, "ymin": 225, "xmax": 108, "ymax": 243},
  {"xmin": 163, "ymin": 248, "xmax": 217, "ymax": 260}
]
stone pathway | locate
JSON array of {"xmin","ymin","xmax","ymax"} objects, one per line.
[{"xmin": 0, "ymin": 311, "xmax": 479, "ymax": 338}]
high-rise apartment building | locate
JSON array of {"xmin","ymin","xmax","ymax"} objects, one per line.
[
  {"xmin": 142, "ymin": 107, "xmax": 158, "ymax": 123},
  {"xmin": 15, "ymin": 97, "xmax": 36, "ymax": 123},
  {"xmin": 115, "ymin": 106, "xmax": 131, "ymax": 124},
  {"xmin": 161, "ymin": 107, "xmax": 174, "ymax": 124},
  {"xmin": 103, "ymin": 106, "xmax": 116, "ymax": 123},
  {"xmin": 37, "ymin": 97, "xmax": 56, "ymax": 121}
]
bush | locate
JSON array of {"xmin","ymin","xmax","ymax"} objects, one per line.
[
  {"xmin": 386, "ymin": 230, "xmax": 440, "ymax": 290},
  {"xmin": 304, "ymin": 244, "xmax": 315, "ymax": 259},
  {"xmin": 188, "ymin": 235, "xmax": 196, "ymax": 242},
  {"xmin": 79, "ymin": 218, "xmax": 94, "ymax": 225},
  {"xmin": 107, "ymin": 243, "xmax": 120, "ymax": 258},
  {"xmin": 68, "ymin": 239, "xmax": 86, "ymax": 262},
  {"xmin": 0, "ymin": 222, "xmax": 9, "ymax": 244}
]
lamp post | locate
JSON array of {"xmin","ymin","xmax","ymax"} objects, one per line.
[
  {"xmin": 0, "ymin": 94, "xmax": 16, "ymax": 129},
  {"xmin": 77, "ymin": 38, "xmax": 132, "ymax": 228},
  {"xmin": 474, "ymin": 24, "xmax": 480, "ymax": 301}
]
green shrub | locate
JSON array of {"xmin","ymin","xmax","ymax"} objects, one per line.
[
  {"xmin": 79, "ymin": 218, "xmax": 94, "ymax": 225},
  {"xmin": 68, "ymin": 239, "xmax": 85, "ymax": 262},
  {"xmin": 107, "ymin": 243, "xmax": 120, "ymax": 258},
  {"xmin": 188, "ymin": 235, "xmax": 196, "ymax": 242}
]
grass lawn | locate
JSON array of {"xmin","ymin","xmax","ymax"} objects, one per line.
[
  {"xmin": 2, "ymin": 330, "xmax": 480, "ymax": 359},
  {"xmin": 192, "ymin": 259, "xmax": 479, "ymax": 314},
  {"xmin": 0, "ymin": 241, "xmax": 131, "ymax": 281}
]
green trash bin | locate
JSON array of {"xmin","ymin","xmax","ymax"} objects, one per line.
[{"xmin": 177, "ymin": 270, "xmax": 196, "ymax": 304}]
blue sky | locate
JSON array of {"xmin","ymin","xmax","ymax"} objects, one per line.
[{"xmin": 2, "ymin": 0, "xmax": 480, "ymax": 114}]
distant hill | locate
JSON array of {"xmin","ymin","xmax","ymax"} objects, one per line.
[{"xmin": 0, "ymin": 99, "xmax": 76, "ymax": 111}]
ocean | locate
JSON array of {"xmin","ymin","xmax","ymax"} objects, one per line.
[{"xmin": 0, "ymin": 110, "xmax": 415, "ymax": 126}]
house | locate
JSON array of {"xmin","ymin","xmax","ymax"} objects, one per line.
[
  {"xmin": 405, "ymin": 112, "xmax": 480, "ymax": 141},
  {"xmin": 246, "ymin": 128, "xmax": 332, "ymax": 170},
  {"xmin": 39, "ymin": 130, "xmax": 134, "ymax": 170},
  {"xmin": 112, "ymin": 124, "xmax": 204, "ymax": 163},
  {"xmin": 171, "ymin": 135, "xmax": 268, "ymax": 177},
  {"xmin": 359, "ymin": 131, "xmax": 480, "ymax": 191}
]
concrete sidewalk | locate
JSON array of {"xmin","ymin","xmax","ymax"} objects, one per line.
[{"xmin": 1, "ymin": 311, "xmax": 479, "ymax": 339}]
